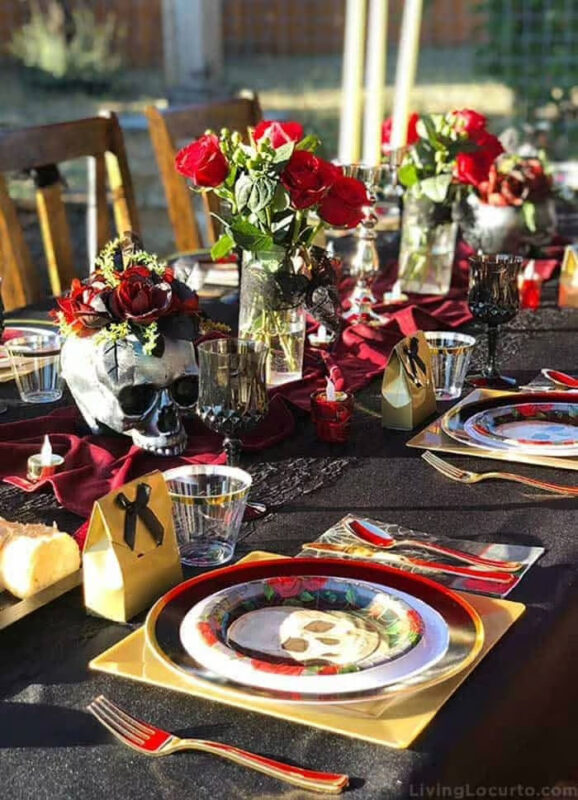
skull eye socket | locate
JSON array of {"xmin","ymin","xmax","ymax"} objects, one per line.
[
  {"xmin": 170, "ymin": 375, "xmax": 198, "ymax": 408},
  {"xmin": 118, "ymin": 385, "xmax": 157, "ymax": 417},
  {"xmin": 303, "ymin": 620, "xmax": 335, "ymax": 633}
]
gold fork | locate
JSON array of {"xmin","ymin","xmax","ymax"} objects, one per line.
[
  {"xmin": 88, "ymin": 695, "xmax": 348, "ymax": 794},
  {"xmin": 422, "ymin": 451, "xmax": 578, "ymax": 496}
]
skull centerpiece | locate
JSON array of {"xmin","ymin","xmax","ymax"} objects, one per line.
[
  {"xmin": 55, "ymin": 235, "xmax": 204, "ymax": 457},
  {"xmin": 61, "ymin": 335, "xmax": 198, "ymax": 456}
]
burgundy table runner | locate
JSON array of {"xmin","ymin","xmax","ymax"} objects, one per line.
[{"xmin": 0, "ymin": 240, "xmax": 563, "ymax": 529}]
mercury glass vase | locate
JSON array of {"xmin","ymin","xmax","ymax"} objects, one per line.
[
  {"xmin": 398, "ymin": 194, "xmax": 457, "ymax": 296},
  {"xmin": 238, "ymin": 252, "xmax": 306, "ymax": 388}
]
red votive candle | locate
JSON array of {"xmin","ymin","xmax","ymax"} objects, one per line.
[
  {"xmin": 310, "ymin": 384, "xmax": 354, "ymax": 443},
  {"xmin": 519, "ymin": 260, "xmax": 542, "ymax": 310},
  {"xmin": 520, "ymin": 277, "xmax": 542, "ymax": 310}
]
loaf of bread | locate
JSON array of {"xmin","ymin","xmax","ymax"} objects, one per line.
[{"xmin": 0, "ymin": 517, "xmax": 81, "ymax": 600}]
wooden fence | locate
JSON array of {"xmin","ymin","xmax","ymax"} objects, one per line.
[{"xmin": 0, "ymin": 0, "xmax": 476, "ymax": 66}]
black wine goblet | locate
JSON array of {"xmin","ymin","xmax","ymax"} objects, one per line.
[
  {"xmin": 196, "ymin": 337, "xmax": 269, "ymax": 465},
  {"xmin": 467, "ymin": 254, "xmax": 523, "ymax": 389},
  {"xmin": 196, "ymin": 338, "xmax": 269, "ymax": 516}
]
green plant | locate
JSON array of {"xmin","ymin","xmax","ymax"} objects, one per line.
[{"xmin": 10, "ymin": 1, "xmax": 124, "ymax": 89}]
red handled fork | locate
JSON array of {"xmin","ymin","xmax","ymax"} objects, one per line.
[{"xmin": 88, "ymin": 695, "xmax": 349, "ymax": 794}]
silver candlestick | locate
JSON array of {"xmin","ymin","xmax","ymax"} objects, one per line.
[{"xmin": 339, "ymin": 158, "xmax": 402, "ymax": 324}]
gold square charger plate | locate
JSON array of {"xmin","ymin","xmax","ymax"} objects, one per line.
[
  {"xmin": 407, "ymin": 388, "xmax": 578, "ymax": 471},
  {"xmin": 90, "ymin": 551, "xmax": 524, "ymax": 749}
]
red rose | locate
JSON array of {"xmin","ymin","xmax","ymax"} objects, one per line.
[
  {"xmin": 253, "ymin": 120, "xmax": 304, "ymax": 148},
  {"xmin": 267, "ymin": 576, "xmax": 303, "ymax": 598},
  {"xmin": 381, "ymin": 113, "xmax": 420, "ymax": 153},
  {"xmin": 317, "ymin": 664, "xmax": 341, "ymax": 675},
  {"xmin": 175, "ymin": 134, "xmax": 229, "ymax": 188},
  {"xmin": 109, "ymin": 267, "xmax": 173, "ymax": 324},
  {"xmin": 197, "ymin": 622, "xmax": 219, "ymax": 647},
  {"xmin": 251, "ymin": 658, "xmax": 304, "ymax": 676},
  {"xmin": 53, "ymin": 275, "xmax": 112, "ymax": 336},
  {"xmin": 281, "ymin": 151, "xmax": 337, "ymax": 209},
  {"xmin": 318, "ymin": 175, "xmax": 369, "ymax": 228},
  {"xmin": 451, "ymin": 109, "xmax": 488, "ymax": 137},
  {"xmin": 455, "ymin": 131, "xmax": 504, "ymax": 188},
  {"xmin": 520, "ymin": 159, "xmax": 552, "ymax": 200},
  {"xmin": 303, "ymin": 577, "xmax": 328, "ymax": 592}
]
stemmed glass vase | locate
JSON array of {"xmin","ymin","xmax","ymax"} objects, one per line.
[
  {"xmin": 196, "ymin": 338, "xmax": 269, "ymax": 467},
  {"xmin": 467, "ymin": 254, "xmax": 523, "ymax": 389}
]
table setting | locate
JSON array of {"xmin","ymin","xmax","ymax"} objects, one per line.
[{"xmin": 1, "ymin": 6, "xmax": 578, "ymax": 799}]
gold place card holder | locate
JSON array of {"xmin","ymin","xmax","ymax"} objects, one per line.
[
  {"xmin": 559, "ymin": 244, "xmax": 578, "ymax": 308},
  {"xmin": 382, "ymin": 331, "xmax": 437, "ymax": 430},
  {"xmin": 83, "ymin": 471, "xmax": 183, "ymax": 622}
]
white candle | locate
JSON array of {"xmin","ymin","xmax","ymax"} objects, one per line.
[
  {"xmin": 362, "ymin": 0, "xmax": 388, "ymax": 166},
  {"xmin": 325, "ymin": 376, "xmax": 337, "ymax": 402},
  {"xmin": 338, "ymin": 0, "xmax": 368, "ymax": 163},
  {"xmin": 40, "ymin": 435, "xmax": 52, "ymax": 466},
  {"xmin": 390, "ymin": 0, "xmax": 423, "ymax": 149},
  {"xmin": 27, "ymin": 435, "xmax": 64, "ymax": 482},
  {"xmin": 318, "ymin": 324, "xmax": 328, "ymax": 342}
]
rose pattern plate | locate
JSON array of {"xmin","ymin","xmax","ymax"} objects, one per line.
[
  {"xmin": 179, "ymin": 575, "xmax": 450, "ymax": 696},
  {"xmin": 464, "ymin": 402, "xmax": 578, "ymax": 456}
]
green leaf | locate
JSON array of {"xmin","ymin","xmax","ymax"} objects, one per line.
[
  {"xmin": 398, "ymin": 162, "xmax": 419, "ymax": 187},
  {"xmin": 271, "ymin": 183, "xmax": 290, "ymax": 213},
  {"xmin": 299, "ymin": 591, "xmax": 315, "ymax": 602},
  {"xmin": 272, "ymin": 141, "xmax": 295, "ymax": 164},
  {"xmin": 419, "ymin": 174, "xmax": 453, "ymax": 203},
  {"xmin": 248, "ymin": 176, "xmax": 277, "ymax": 213},
  {"xmin": 229, "ymin": 218, "xmax": 275, "ymax": 253},
  {"xmin": 295, "ymin": 134, "xmax": 320, "ymax": 152},
  {"xmin": 210, "ymin": 233, "xmax": 234, "ymax": 261},
  {"xmin": 234, "ymin": 173, "xmax": 253, "ymax": 211},
  {"xmin": 522, "ymin": 201, "xmax": 537, "ymax": 232},
  {"xmin": 263, "ymin": 582, "xmax": 275, "ymax": 601}
]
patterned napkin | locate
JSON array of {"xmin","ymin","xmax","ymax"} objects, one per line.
[{"xmin": 299, "ymin": 514, "xmax": 544, "ymax": 598}]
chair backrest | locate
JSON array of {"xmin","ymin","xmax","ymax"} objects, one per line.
[
  {"xmin": 0, "ymin": 112, "xmax": 139, "ymax": 311},
  {"xmin": 146, "ymin": 94, "xmax": 262, "ymax": 253}
]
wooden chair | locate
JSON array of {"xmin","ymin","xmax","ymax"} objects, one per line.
[
  {"xmin": 0, "ymin": 112, "xmax": 139, "ymax": 311},
  {"xmin": 146, "ymin": 94, "xmax": 262, "ymax": 253}
]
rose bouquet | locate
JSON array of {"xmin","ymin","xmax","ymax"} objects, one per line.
[
  {"xmin": 461, "ymin": 155, "xmax": 555, "ymax": 253},
  {"xmin": 175, "ymin": 120, "xmax": 368, "ymax": 261},
  {"xmin": 386, "ymin": 109, "xmax": 503, "ymax": 294},
  {"xmin": 53, "ymin": 236, "xmax": 202, "ymax": 357},
  {"xmin": 175, "ymin": 121, "xmax": 369, "ymax": 385}
]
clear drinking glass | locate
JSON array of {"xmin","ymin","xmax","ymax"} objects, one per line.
[
  {"xmin": 164, "ymin": 464, "xmax": 252, "ymax": 567},
  {"xmin": 424, "ymin": 332, "xmax": 477, "ymax": 400},
  {"xmin": 6, "ymin": 333, "xmax": 63, "ymax": 403}
]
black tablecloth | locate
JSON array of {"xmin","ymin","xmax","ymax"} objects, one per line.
[{"xmin": 1, "ymin": 286, "xmax": 577, "ymax": 800}]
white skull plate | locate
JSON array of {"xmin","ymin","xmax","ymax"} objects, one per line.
[{"xmin": 180, "ymin": 576, "xmax": 450, "ymax": 698}]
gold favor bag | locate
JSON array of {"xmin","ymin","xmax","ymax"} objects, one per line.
[
  {"xmin": 559, "ymin": 244, "xmax": 578, "ymax": 308},
  {"xmin": 83, "ymin": 471, "xmax": 183, "ymax": 622},
  {"xmin": 381, "ymin": 331, "xmax": 437, "ymax": 430}
]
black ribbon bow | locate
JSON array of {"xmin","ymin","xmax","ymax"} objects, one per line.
[
  {"xmin": 403, "ymin": 337, "xmax": 427, "ymax": 387},
  {"xmin": 115, "ymin": 483, "xmax": 164, "ymax": 550}
]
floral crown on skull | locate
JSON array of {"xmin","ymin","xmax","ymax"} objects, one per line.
[{"xmin": 53, "ymin": 233, "xmax": 205, "ymax": 357}]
